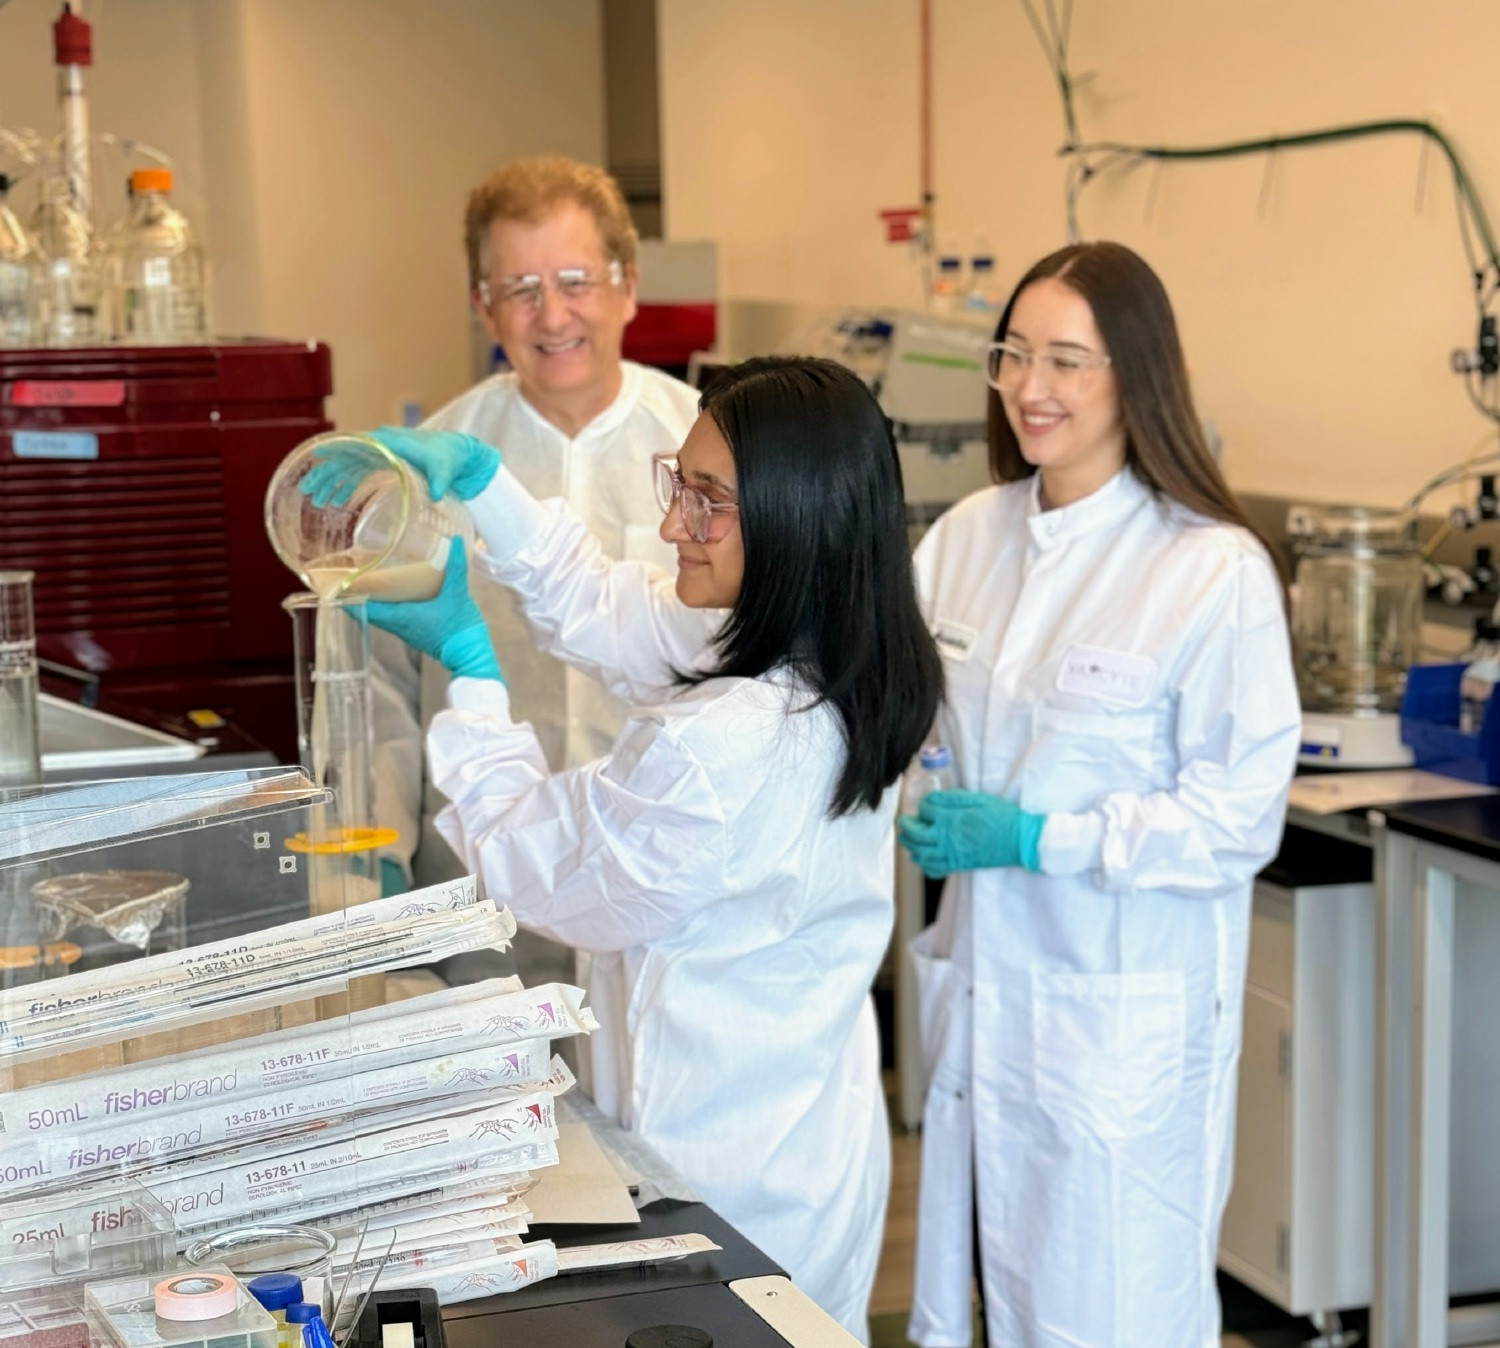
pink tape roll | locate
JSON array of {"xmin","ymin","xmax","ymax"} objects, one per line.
[{"xmin": 153, "ymin": 1272, "xmax": 238, "ymax": 1321}]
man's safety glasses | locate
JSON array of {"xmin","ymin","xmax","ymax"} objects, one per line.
[
  {"xmin": 653, "ymin": 454, "xmax": 739, "ymax": 544},
  {"xmin": 478, "ymin": 260, "xmax": 624, "ymax": 313}
]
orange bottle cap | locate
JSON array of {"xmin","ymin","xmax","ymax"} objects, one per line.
[{"xmin": 131, "ymin": 167, "xmax": 173, "ymax": 194}]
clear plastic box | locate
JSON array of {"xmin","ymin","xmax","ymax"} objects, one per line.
[
  {"xmin": 85, "ymin": 1264, "xmax": 276, "ymax": 1348},
  {"xmin": 0, "ymin": 769, "xmax": 347, "ymax": 1331},
  {"xmin": 0, "ymin": 1183, "xmax": 174, "ymax": 1348},
  {"xmin": 0, "ymin": 766, "xmax": 537, "ymax": 1318}
]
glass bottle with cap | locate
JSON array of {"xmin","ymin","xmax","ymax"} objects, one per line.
[
  {"xmin": 103, "ymin": 166, "xmax": 208, "ymax": 343},
  {"xmin": 29, "ymin": 174, "xmax": 98, "ymax": 346},
  {"xmin": 285, "ymin": 1303, "xmax": 335, "ymax": 1348},
  {"xmin": 906, "ymin": 743, "xmax": 956, "ymax": 813},
  {"xmin": 247, "ymin": 1274, "xmax": 303, "ymax": 1348}
]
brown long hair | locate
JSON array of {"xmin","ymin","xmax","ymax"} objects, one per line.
[{"xmin": 989, "ymin": 241, "xmax": 1285, "ymax": 583}]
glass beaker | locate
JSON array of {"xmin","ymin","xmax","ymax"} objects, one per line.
[
  {"xmin": 1291, "ymin": 505, "xmax": 1424, "ymax": 715},
  {"xmin": 265, "ymin": 432, "xmax": 477, "ymax": 601},
  {"xmin": 184, "ymin": 1225, "xmax": 336, "ymax": 1319}
]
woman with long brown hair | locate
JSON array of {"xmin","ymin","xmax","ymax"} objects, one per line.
[{"xmin": 900, "ymin": 241, "xmax": 1300, "ymax": 1347}]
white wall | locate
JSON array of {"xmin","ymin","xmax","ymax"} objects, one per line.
[
  {"xmin": 659, "ymin": 0, "xmax": 1500, "ymax": 508},
  {"xmin": 0, "ymin": 0, "xmax": 605, "ymax": 427}
]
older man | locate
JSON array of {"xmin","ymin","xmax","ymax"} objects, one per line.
[{"xmin": 374, "ymin": 159, "xmax": 699, "ymax": 951}]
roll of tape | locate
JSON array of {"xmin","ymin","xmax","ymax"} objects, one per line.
[{"xmin": 154, "ymin": 1272, "xmax": 239, "ymax": 1321}]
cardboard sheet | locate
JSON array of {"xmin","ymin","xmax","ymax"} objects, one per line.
[{"xmin": 523, "ymin": 1119, "xmax": 640, "ymax": 1226}]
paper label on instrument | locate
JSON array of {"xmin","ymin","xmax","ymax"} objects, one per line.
[
  {"xmin": 1055, "ymin": 644, "xmax": 1156, "ymax": 707},
  {"xmin": 12, "ymin": 430, "xmax": 99, "ymax": 460}
]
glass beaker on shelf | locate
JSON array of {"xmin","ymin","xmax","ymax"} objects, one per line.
[
  {"xmin": 265, "ymin": 432, "xmax": 477, "ymax": 602},
  {"xmin": 1291, "ymin": 505, "xmax": 1424, "ymax": 715}
]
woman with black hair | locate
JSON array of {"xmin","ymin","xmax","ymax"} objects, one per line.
[
  {"xmin": 900, "ymin": 242, "xmax": 1301, "ymax": 1347},
  {"xmin": 355, "ymin": 357, "xmax": 942, "ymax": 1338}
]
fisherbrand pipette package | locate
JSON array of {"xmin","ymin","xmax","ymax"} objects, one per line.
[
  {"xmin": 1, "ymin": 979, "xmax": 591, "ymax": 1141},
  {"xmin": 0, "ymin": 1049, "xmax": 576, "ymax": 1194},
  {"xmin": 0, "ymin": 882, "xmax": 513, "ymax": 1060}
]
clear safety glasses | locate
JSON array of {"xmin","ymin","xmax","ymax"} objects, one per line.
[
  {"xmin": 653, "ymin": 453, "xmax": 739, "ymax": 545},
  {"xmin": 478, "ymin": 260, "xmax": 625, "ymax": 313},
  {"xmin": 986, "ymin": 339, "xmax": 1112, "ymax": 400}
]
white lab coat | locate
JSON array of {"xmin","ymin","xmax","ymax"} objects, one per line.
[
  {"xmin": 373, "ymin": 362, "xmax": 699, "ymax": 889},
  {"xmin": 907, "ymin": 468, "xmax": 1300, "ymax": 1348},
  {"xmin": 424, "ymin": 466, "xmax": 894, "ymax": 1338}
]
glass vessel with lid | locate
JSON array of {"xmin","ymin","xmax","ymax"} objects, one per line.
[{"xmin": 1291, "ymin": 505, "xmax": 1424, "ymax": 716}]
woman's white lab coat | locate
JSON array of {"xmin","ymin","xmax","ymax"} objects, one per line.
[
  {"xmin": 424, "ymin": 468, "xmax": 894, "ymax": 1338},
  {"xmin": 907, "ymin": 469, "xmax": 1300, "ymax": 1348}
]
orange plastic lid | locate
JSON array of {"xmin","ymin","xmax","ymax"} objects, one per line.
[
  {"xmin": 0, "ymin": 942, "xmax": 82, "ymax": 970},
  {"xmin": 285, "ymin": 826, "xmax": 400, "ymax": 856},
  {"xmin": 131, "ymin": 167, "xmax": 173, "ymax": 194}
]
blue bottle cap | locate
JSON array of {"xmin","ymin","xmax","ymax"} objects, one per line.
[
  {"xmin": 919, "ymin": 744, "xmax": 953, "ymax": 770},
  {"xmin": 285, "ymin": 1304, "xmax": 324, "ymax": 1324},
  {"xmin": 247, "ymin": 1273, "xmax": 304, "ymax": 1312}
]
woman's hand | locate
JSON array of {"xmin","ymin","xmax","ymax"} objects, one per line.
[
  {"xmin": 898, "ymin": 789, "xmax": 1045, "ymax": 878},
  {"xmin": 366, "ymin": 538, "xmax": 503, "ymax": 682},
  {"xmin": 369, "ymin": 426, "xmax": 502, "ymax": 501}
]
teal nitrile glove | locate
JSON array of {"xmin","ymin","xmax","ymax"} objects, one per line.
[
  {"xmin": 300, "ymin": 441, "xmax": 375, "ymax": 509},
  {"xmin": 369, "ymin": 426, "xmax": 502, "ymax": 502},
  {"xmin": 379, "ymin": 857, "xmax": 408, "ymax": 897},
  {"xmin": 365, "ymin": 537, "xmax": 504, "ymax": 682},
  {"xmin": 897, "ymin": 789, "xmax": 1046, "ymax": 879}
]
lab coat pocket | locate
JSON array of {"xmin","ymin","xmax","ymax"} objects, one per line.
[
  {"xmin": 1032, "ymin": 970, "xmax": 1185, "ymax": 1140},
  {"xmin": 1022, "ymin": 703, "xmax": 1157, "ymax": 813},
  {"xmin": 908, "ymin": 925, "xmax": 970, "ymax": 1098}
]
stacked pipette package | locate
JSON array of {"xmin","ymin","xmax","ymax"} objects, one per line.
[{"xmin": 0, "ymin": 875, "xmax": 602, "ymax": 1312}]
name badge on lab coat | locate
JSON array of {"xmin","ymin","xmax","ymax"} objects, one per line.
[
  {"xmin": 1056, "ymin": 644, "xmax": 1156, "ymax": 707},
  {"xmin": 933, "ymin": 619, "xmax": 978, "ymax": 662}
]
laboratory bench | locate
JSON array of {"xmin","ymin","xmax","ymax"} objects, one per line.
[
  {"xmin": 444, "ymin": 1200, "xmax": 800, "ymax": 1348},
  {"xmin": 1221, "ymin": 783, "xmax": 1500, "ymax": 1348},
  {"xmin": 442, "ymin": 1095, "xmax": 857, "ymax": 1348}
]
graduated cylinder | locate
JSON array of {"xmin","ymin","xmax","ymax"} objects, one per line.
[{"xmin": 284, "ymin": 592, "xmax": 395, "ymax": 1010}]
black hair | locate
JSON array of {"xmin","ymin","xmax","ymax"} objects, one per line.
[{"xmin": 682, "ymin": 356, "xmax": 942, "ymax": 817}]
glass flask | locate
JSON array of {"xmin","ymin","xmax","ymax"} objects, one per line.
[
  {"xmin": 265, "ymin": 432, "xmax": 477, "ymax": 602},
  {"xmin": 1291, "ymin": 505, "xmax": 1424, "ymax": 715}
]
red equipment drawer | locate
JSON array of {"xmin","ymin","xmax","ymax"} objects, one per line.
[{"xmin": 0, "ymin": 340, "xmax": 333, "ymax": 677}]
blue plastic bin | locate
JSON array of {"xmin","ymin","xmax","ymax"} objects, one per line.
[{"xmin": 1400, "ymin": 662, "xmax": 1500, "ymax": 785}]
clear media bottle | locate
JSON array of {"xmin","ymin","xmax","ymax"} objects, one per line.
[
  {"xmin": 106, "ymin": 166, "xmax": 208, "ymax": 343},
  {"xmin": 966, "ymin": 238, "xmax": 1000, "ymax": 312},
  {"xmin": 0, "ymin": 176, "xmax": 35, "ymax": 347},
  {"xmin": 930, "ymin": 252, "xmax": 964, "ymax": 314},
  {"xmin": 907, "ymin": 743, "xmax": 956, "ymax": 812},
  {"xmin": 30, "ymin": 174, "xmax": 99, "ymax": 346}
]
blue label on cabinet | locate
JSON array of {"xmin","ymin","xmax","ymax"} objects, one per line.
[{"xmin": 10, "ymin": 431, "xmax": 100, "ymax": 460}]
